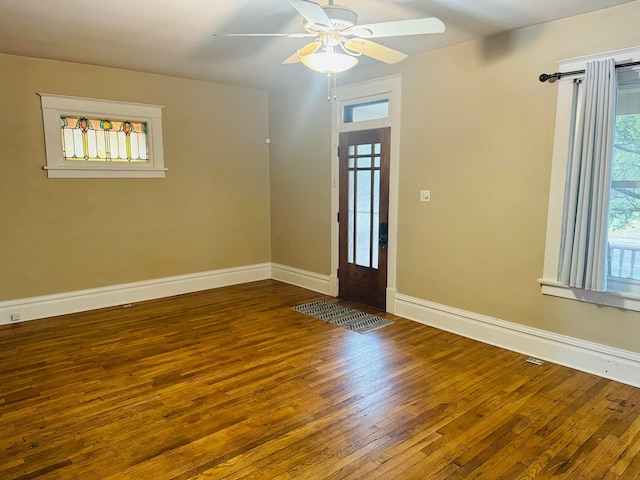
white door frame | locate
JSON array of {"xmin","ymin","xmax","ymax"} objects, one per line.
[{"xmin": 330, "ymin": 74, "xmax": 401, "ymax": 313}]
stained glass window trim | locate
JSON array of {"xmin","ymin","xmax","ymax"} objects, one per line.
[{"xmin": 39, "ymin": 93, "xmax": 166, "ymax": 178}]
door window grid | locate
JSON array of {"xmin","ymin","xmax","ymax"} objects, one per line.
[{"xmin": 347, "ymin": 142, "xmax": 382, "ymax": 268}]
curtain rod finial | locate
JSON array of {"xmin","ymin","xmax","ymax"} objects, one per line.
[{"xmin": 539, "ymin": 73, "xmax": 551, "ymax": 83}]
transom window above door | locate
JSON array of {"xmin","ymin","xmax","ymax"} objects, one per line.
[{"xmin": 343, "ymin": 99, "xmax": 389, "ymax": 124}]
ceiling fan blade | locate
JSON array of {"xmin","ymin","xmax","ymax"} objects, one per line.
[
  {"xmin": 282, "ymin": 40, "xmax": 322, "ymax": 64},
  {"xmin": 350, "ymin": 17, "xmax": 445, "ymax": 38},
  {"xmin": 288, "ymin": 0, "xmax": 333, "ymax": 29},
  {"xmin": 214, "ymin": 33, "xmax": 315, "ymax": 38},
  {"xmin": 344, "ymin": 39, "xmax": 407, "ymax": 64}
]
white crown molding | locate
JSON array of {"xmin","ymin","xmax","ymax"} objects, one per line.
[{"xmin": 395, "ymin": 293, "xmax": 640, "ymax": 388}]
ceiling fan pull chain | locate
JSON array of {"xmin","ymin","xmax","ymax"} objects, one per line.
[
  {"xmin": 326, "ymin": 72, "xmax": 338, "ymax": 102},
  {"xmin": 327, "ymin": 73, "xmax": 331, "ymax": 101}
]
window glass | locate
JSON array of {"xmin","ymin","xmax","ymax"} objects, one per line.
[
  {"xmin": 343, "ymin": 100, "xmax": 389, "ymax": 123},
  {"xmin": 608, "ymin": 67, "xmax": 640, "ymax": 283},
  {"xmin": 61, "ymin": 117, "xmax": 149, "ymax": 163}
]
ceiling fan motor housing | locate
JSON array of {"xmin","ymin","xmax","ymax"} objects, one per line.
[{"xmin": 322, "ymin": 5, "xmax": 358, "ymax": 30}]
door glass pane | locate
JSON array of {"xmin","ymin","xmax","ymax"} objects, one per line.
[
  {"xmin": 348, "ymin": 171, "xmax": 355, "ymax": 264},
  {"xmin": 356, "ymin": 170, "xmax": 372, "ymax": 267},
  {"xmin": 358, "ymin": 144, "xmax": 372, "ymax": 155},
  {"xmin": 372, "ymin": 170, "xmax": 380, "ymax": 269},
  {"xmin": 358, "ymin": 157, "xmax": 372, "ymax": 168}
]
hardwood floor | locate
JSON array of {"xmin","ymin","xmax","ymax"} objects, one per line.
[{"xmin": 1, "ymin": 280, "xmax": 639, "ymax": 479}]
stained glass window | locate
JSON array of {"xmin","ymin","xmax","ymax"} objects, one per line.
[
  {"xmin": 60, "ymin": 116, "xmax": 149, "ymax": 163},
  {"xmin": 40, "ymin": 94, "xmax": 165, "ymax": 178}
]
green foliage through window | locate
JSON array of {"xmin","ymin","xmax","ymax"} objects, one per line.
[{"xmin": 610, "ymin": 114, "xmax": 640, "ymax": 231}]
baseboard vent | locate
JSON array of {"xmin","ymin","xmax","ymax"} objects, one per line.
[{"xmin": 526, "ymin": 357, "xmax": 545, "ymax": 365}]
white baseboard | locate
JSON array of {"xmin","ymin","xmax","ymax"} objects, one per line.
[
  {"xmin": 395, "ymin": 293, "xmax": 640, "ymax": 388},
  {"xmin": 270, "ymin": 263, "xmax": 332, "ymax": 295},
  {"xmin": 0, "ymin": 263, "xmax": 271, "ymax": 326},
  {"xmin": 5, "ymin": 265, "xmax": 637, "ymax": 388},
  {"xmin": 386, "ymin": 287, "xmax": 398, "ymax": 314},
  {"xmin": 328, "ymin": 275, "xmax": 338, "ymax": 297}
]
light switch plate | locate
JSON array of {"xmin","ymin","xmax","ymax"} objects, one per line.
[{"xmin": 420, "ymin": 190, "xmax": 431, "ymax": 202}]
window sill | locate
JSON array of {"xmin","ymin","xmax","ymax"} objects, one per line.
[
  {"xmin": 538, "ymin": 278, "xmax": 640, "ymax": 313},
  {"xmin": 43, "ymin": 166, "xmax": 167, "ymax": 179}
]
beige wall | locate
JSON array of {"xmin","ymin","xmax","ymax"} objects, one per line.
[
  {"xmin": 3, "ymin": 2, "xmax": 640, "ymax": 353},
  {"xmin": 0, "ymin": 54, "xmax": 271, "ymax": 300},
  {"xmin": 268, "ymin": 79, "xmax": 332, "ymax": 274},
  {"xmin": 268, "ymin": 1, "xmax": 640, "ymax": 353}
]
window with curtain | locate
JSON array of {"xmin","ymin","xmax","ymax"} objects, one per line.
[{"xmin": 540, "ymin": 46, "xmax": 640, "ymax": 311}]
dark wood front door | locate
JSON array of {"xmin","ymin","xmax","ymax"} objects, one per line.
[{"xmin": 338, "ymin": 127, "xmax": 390, "ymax": 309}]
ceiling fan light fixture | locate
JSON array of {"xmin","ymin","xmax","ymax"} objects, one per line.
[{"xmin": 300, "ymin": 50, "xmax": 358, "ymax": 74}]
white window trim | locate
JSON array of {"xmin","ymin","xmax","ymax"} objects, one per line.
[
  {"xmin": 539, "ymin": 46, "xmax": 640, "ymax": 312},
  {"xmin": 39, "ymin": 94, "xmax": 166, "ymax": 178}
]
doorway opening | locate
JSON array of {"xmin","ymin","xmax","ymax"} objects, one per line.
[{"xmin": 331, "ymin": 75, "xmax": 401, "ymax": 312}]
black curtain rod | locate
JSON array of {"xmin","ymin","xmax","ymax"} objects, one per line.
[{"xmin": 539, "ymin": 60, "xmax": 640, "ymax": 83}]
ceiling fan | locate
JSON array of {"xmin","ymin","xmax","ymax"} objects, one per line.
[{"xmin": 216, "ymin": 0, "xmax": 445, "ymax": 74}]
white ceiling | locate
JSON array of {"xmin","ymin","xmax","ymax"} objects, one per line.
[{"xmin": 0, "ymin": 0, "xmax": 634, "ymax": 90}]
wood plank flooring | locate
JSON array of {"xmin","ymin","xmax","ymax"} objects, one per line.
[{"xmin": 1, "ymin": 280, "xmax": 639, "ymax": 479}]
